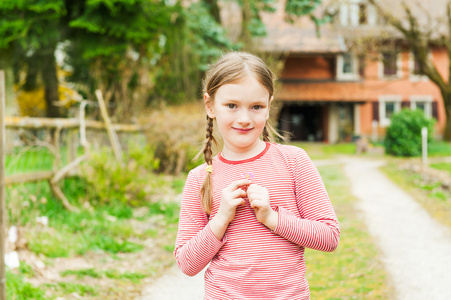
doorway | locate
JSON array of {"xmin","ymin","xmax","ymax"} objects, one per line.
[{"xmin": 279, "ymin": 105, "xmax": 324, "ymax": 141}]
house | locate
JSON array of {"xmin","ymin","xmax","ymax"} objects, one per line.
[{"xmin": 258, "ymin": 0, "xmax": 447, "ymax": 143}]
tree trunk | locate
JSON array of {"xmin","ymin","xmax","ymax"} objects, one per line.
[
  {"xmin": 441, "ymin": 91, "xmax": 451, "ymax": 141},
  {"xmin": 203, "ymin": 0, "xmax": 221, "ymax": 24},
  {"xmin": 239, "ymin": 0, "xmax": 253, "ymax": 49},
  {"xmin": 40, "ymin": 46, "xmax": 61, "ymax": 118},
  {"xmin": 0, "ymin": 47, "xmax": 16, "ymax": 115},
  {"xmin": 23, "ymin": 54, "xmax": 40, "ymax": 91}
]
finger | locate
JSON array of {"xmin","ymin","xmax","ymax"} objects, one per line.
[
  {"xmin": 230, "ymin": 188, "xmax": 247, "ymax": 199},
  {"xmin": 229, "ymin": 179, "xmax": 252, "ymax": 190},
  {"xmin": 250, "ymin": 199, "xmax": 264, "ymax": 209},
  {"xmin": 231, "ymin": 197, "xmax": 245, "ymax": 207},
  {"xmin": 247, "ymin": 184, "xmax": 266, "ymax": 194}
]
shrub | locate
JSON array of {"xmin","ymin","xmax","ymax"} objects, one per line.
[
  {"xmin": 384, "ymin": 109, "xmax": 435, "ymax": 157},
  {"xmin": 140, "ymin": 102, "xmax": 208, "ymax": 175},
  {"xmin": 81, "ymin": 143, "xmax": 163, "ymax": 206}
]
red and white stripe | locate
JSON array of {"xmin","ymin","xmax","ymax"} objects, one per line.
[{"xmin": 175, "ymin": 143, "xmax": 340, "ymax": 299}]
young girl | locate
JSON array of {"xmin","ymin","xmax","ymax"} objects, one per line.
[{"xmin": 174, "ymin": 52, "xmax": 340, "ymax": 299}]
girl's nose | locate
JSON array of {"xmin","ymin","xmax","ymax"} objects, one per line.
[{"xmin": 237, "ymin": 110, "xmax": 251, "ymax": 124}]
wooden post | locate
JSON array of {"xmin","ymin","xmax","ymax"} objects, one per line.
[
  {"xmin": 422, "ymin": 127, "xmax": 428, "ymax": 166},
  {"xmin": 95, "ymin": 90, "xmax": 123, "ymax": 166},
  {"xmin": 0, "ymin": 70, "xmax": 7, "ymax": 300}
]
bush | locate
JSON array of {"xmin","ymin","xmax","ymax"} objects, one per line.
[
  {"xmin": 140, "ymin": 102, "xmax": 208, "ymax": 175},
  {"xmin": 384, "ymin": 109, "xmax": 435, "ymax": 157},
  {"xmin": 81, "ymin": 143, "xmax": 163, "ymax": 206}
]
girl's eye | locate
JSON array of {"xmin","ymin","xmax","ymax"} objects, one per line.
[
  {"xmin": 227, "ymin": 104, "xmax": 236, "ymax": 109},
  {"xmin": 253, "ymin": 105, "xmax": 263, "ymax": 110}
]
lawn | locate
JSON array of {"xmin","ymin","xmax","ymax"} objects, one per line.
[
  {"xmin": 305, "ymin": 164, "xmax": 394, "ymax": 299},
  {"xmin": 381, "ymin": 161, "xmax": 451, "ymax": 230},
  {"xmin": 287, "ymin": 142, "xmax": 357, "ymax": 159},
  {"xmin": 430, "ymin": 162, "xmax": 451, "ymax": 175},
  {"xmin": 5, "ymin": 147, "xmax": 182, "ymax": 299}
]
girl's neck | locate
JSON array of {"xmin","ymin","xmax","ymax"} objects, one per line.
[{"xmin": 221, "ymin": 139, "xmax": 267, "ymax": 161}]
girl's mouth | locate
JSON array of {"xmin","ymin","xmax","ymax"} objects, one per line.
[{"xmin": 233, "ymin": 127, "xmax": 253, "ymax": 133}]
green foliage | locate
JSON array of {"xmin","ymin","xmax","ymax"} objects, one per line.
[
  {"xmin": 384, "ymin": 109, "xmax": 435, "ymax": 157},
  {"xmin": 285, "ymin": 0, "xmax": 321, "ymax": 17},
  {"xmin": 6, "ymin": 269, "xmax": 47, "ymax": 300},
  {"xmin": 82, "ymin": 144, "xmax": 161, "ymax": 206},
  {"xmin": 152, "ymin": 1, "xmax": 237, "ymax": 103}
]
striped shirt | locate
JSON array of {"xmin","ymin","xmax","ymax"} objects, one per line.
[{"xmin": 174, "ymin": 142, "xmax": 340, "ymax": 299}]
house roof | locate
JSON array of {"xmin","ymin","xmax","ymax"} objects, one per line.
[
  {"xmin": 256, "ymin": 0, "xmax": 449, "ymax": 54},
  {"xmin": 257, "ymin": 1, "xmax": 347, "ymax": 54},
  {"xmin": 275, "ymin": 80, "xmax": 440, "ymax": 102}
]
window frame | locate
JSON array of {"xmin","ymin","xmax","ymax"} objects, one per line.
[
  {"xmin": 336, "ymin": 53, "xmax": 360, "ymax": 81},
  {"xmin": 378, "ymin": 51, "xmax": 402, "ymax": 80},
  {"xmin": 339, "ymin": 0, "xmax": 377, "ymax": 26},
  {"xmin": 379, "ymin": 95, "xmax": 402, "ymax": 126},
  {"xmin": 409, "ymin": 95, "xmax": 433, "ymax": 118},
  {"xmin": 409, "ymin": 52, "xmax": 431, "ymax": 82}
]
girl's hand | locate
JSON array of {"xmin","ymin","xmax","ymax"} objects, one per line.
[
  {"xmin": 216, "ymin": 178, "xmax": 251, "ymax": 225},
  {"xmin": 247, "ymin": 184, "xmax": 278, "ymax": 230}
]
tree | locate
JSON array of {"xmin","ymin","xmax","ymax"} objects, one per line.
[
  {"xmin": 62, "ymin": 0, "xmax": 180, "ymax": 121},
  {"xmin": 368, "ymin": 0, "xmax": 451, "ymax": 140},
  {"xmin": 0, "ymin": 0, "xmax": 65, "ymax": 117}
]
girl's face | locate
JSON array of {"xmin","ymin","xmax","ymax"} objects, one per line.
[{"xmin": 205, "ymin": 75, "xmax": 272, "ymax": 157}]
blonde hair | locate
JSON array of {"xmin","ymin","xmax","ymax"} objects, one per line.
[{"xmin": 199, "ymin": 51, "xmax": 280, "ymax": 214}]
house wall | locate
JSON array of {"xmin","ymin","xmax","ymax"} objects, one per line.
[
  {"xmin": 277, "ymin": 48, "xmax": 448, "ymax": 140},
  {"xmin": 281, "ymin": 56, "xmax": 334, "ymax": 80}
]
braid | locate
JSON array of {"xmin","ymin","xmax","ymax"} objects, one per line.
[
  {"xmin": 262, "ymin": 124, "xmax": 270, "ymax": 142},
  {"xmin": 200, "ymin": 116, "xmax": 215, "ymax": 214},
  {"xmin": 203, "ymin": 116, "xmax": 214, "ymax": 165}
]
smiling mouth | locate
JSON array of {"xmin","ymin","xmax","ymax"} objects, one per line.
[{"xmin": 233, "ymin": 127, "xmax": 253, "ymax": 133}]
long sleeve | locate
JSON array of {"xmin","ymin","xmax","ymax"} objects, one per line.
[
  {"xmin": 174, "ymin": 169, "xmax": 226, "ymax": 276},
  {"xmin": 273, "ymin": 148, "xmax": 340, "ymax": 252}
]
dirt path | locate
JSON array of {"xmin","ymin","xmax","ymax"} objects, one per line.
[
  {"xmin": 139, "ymin": 157, "xmax": 451, "ymax": 300},
  {"xmin": 343, "ymin": 158, "xmax": 451, "ymax": 300},
  {"xmin": 138, "ymin": 264, "xmax": 205, "ymax": 299}
]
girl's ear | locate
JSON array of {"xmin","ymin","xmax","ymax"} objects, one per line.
[
  {"xmin": 266, "ymin": 96, "xmax": 274, "ymax": 120},
  {"xmin": 204, "ymin": 93, "xmax": 215, "ymax": 118}
]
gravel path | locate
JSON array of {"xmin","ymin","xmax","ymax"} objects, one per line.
[
  {"xmin": 343, "ymin": 158, "xmax": 451, "ymax": 300},
  {"xmin": 139, "ymin": 157, "xmax": 451, "ymax": 300}
]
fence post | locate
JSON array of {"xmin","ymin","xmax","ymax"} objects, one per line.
[
  {"xmin": 422, "ymin": 127, "xmax": 428, "ymax": 166},
  {"xmin": 0, "ymin": 70, "xmax": 7, "ymax": 300}
]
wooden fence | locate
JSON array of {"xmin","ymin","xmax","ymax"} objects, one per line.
[{"xmin": 0, "ymin": 79, "xmax": 144, "ymax": 298}]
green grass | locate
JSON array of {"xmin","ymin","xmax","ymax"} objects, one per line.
[
  {"xmin": 61, "ymin": 268, "xmax": 148, "ymax": 283},
  {"xmin": 287, "ymin": 142, "xmax": 357, "ymax": 159},
  {"xmin": 429, "ymin": 141, "xmax": 451, "ymax": 157},
  {"xmin": 304, "ymin": 165, "xmax": 393, "ymax": 299},
  {"xmin": 381, "ymin": 162, "xmax": 451, "ymax": 230},
  {"xmin": 45, "ymin": 282, "xmax": 98, "ymax": 296},
  {"xmin": 6, "ymin": 269, "xmax": 48, "ymax": 300},
  {"xmin": 430, "ymin": 162, "xmax": 451, "ymax": 175}
]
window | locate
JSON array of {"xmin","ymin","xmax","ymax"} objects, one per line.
[
  {"xmin": 379, "ymin": 51, "xmax": 402, "ymax": 79},
  {"xmin": 379, "ymin": 95, "xmax": 402, "ymax": 126},
  {"xmin": 410, "ymin": 95, "xmax": 433, "ymax": 118},
  {"xmin": 409, "ymin": 52, "xmax": 429, "ymax": 81},
  {"xmin": 359, "ymin": 3, "xmax": 367, "ymax": 24},
  {"xmin": 339, "ymin": 0, "xmax": 377, "ymax": 26},
  {"xmin": 337, "ymin": 53, "xmax": 359, "ymax": 80}
]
